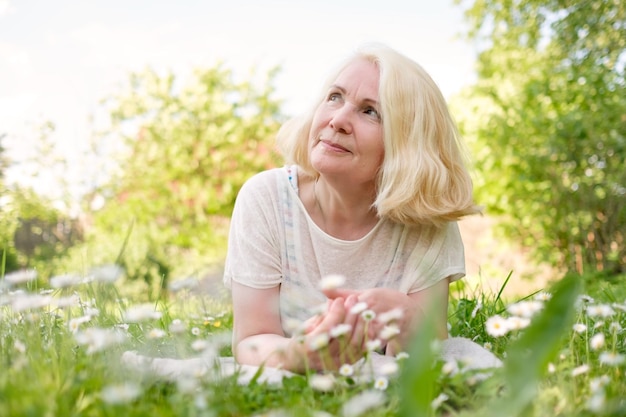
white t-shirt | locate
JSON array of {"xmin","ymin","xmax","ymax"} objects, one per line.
[{"xmin": 223, "ymin": 166, "xmax": 465, "ymax": 336}]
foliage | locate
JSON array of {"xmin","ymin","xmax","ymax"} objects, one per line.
[
  {"xmin": 453, "ymin": 0, "xmax": 626, "ymax": 274},
  {"xmin": 72, "ymin": 64, "xmax": 284, "ymax": 291}
]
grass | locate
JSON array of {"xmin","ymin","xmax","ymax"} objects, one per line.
[{"xmin": 1, "ymin": 267, "xmax": 625, "ymax": 417}]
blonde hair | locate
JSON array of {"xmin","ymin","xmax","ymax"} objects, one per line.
[{"xmin": 277, "ymin": 43, "xmax": 481, "ymax": 226}]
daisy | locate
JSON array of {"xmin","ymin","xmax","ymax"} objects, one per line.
[
  {"xmin": 507, "ymin": 316, "xmax": 531, "ymax": 331},
  {"xmin": 507, "ymin": 300, "xmax": 544, "ymax": 318},
  {"xmin": 147, "ymin": 328, "xmax": 166, "ymax": 339},
  {"xmin": 361, "ymin": 310, "xmax": 376, "ymax": 321},
  {"xmin": 485, "ymin": 315, "xmax": 510, "ymax": 337},
  {"xmin": 169, "ymin": 319, "xmax": 186, "ymax": 334},
  {"xmin": 379, "ymin": 324, "xmax": 401, "ymax": 340},
  {"xmin": 329, "ymin": 323, "xmax": 352, "ymax": 338},
  {"xmin": 534, "ymin": 292, "xmax": 552, "ymax": 301},
  {"xmin": 319, "ymin": 274, "xmax": 346, "ymax": 290},
  {"xmin": 89, "ymin": 264, "xmax": 124, "ymax": 283},
  {"xmin": 586, "ymin": 304, "xmax": 615, "ymax": 318},
  {"xmin": 373, "ymin": 376, "xmax": 388, "ymax": 390},
  {"xmin": 341, "ymin": 390, "xmax": 385, "ymax": 417},
  {"xmin": 572, "ymin": 323, "xmax": 587, "ymax": 333},
  {"xmin": 309, "ymin": 374, "xmax": 335, "ymax": 392},
  {"xmin": 309, "ymin": 333, "xmax": 330, "ymax": 351},
  {"xmin": 590, "ymin": 333, "xmax": 605, "ymax": 350},
  {"xmin": 365, "ymin": 339, "xmax": 382, "ymax": 352},
  {"xmin": 339, "ymin": 363, "xmax": 354, "ymax": 377},
  {"xmin": 598, "ymin": 351, "xmax": 625, "ymax": 366},
  {"xmin": 101, "ymin": 382, "xmax": 141, "ymax": 405},
  {"xmin": 75, "ymin": 327, "xmax": 126, "ymax": 354},
  {"xmin": 571, "ymin": 364, "xmax": 590, "ymax": 376},
  {"xmin": 50, "ymin": 274, "xmax": 82, "ymax": 289},
  {"xmin": 68, "ymin": 315, "xmax": 92, "ymax": 333},
  {"xmin": 349, "ymin": 302, "xmax": 368, "ymax": 315},
  {"xmin": 431, "ymin": 393, "xmax": 449, "ymax": 410},
  {"xmin": 122, "ymin": 304, "xmax": 162, "ymax": 323},
  {"xmin": 3, "ymin": 269, "xmax": 37, "ymax": 285},
  {"xmin": 378, "ymin": 308, "xmax": 403, "ymax": 324},
  {"xmin": 378, "ymin": 361, "xmax": 399, "ymax": 376}
]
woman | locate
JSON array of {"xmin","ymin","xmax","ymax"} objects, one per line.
[{"xmin": 224, "ymin": 43, "xmax": 482, "ymax": 374}]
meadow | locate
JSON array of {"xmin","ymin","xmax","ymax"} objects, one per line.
[{"xmin": 1, "ymin": 266, "xmax": 625, "ymax": 417}]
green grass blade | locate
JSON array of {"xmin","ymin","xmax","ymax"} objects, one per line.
[
  {"xmin": 485, "ymin": 273, "xmax": 581, "ymax": 417},
  {"xmin": 398, "ymin": 305, "xmax": 439, "ymax": 417}
]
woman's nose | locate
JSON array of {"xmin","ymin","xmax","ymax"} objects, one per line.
[{"xmin": 329, "ymin": 104, "xmax": 353, "ymax": 134}]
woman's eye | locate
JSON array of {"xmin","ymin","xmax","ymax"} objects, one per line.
[
  {"xmin": 364, "ymin": 107, "xmax": 380, "ymax": 119},
  {"xmin": 328, "ymin": 92, "xmax": 341, "ymax": 101}
]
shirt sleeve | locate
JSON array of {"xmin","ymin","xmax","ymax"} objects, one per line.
[
  {"xmin": 405, "ymin": 221, "xmax": 466, "ymax": 293},
  {"xmin": 223, "ymin": 171, "xmax": 283, "ymax": 289}
]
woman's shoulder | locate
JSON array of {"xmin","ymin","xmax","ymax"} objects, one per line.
[{"xmin": 241, "ymin": 167, "xmax": 287, "ymax": 189}]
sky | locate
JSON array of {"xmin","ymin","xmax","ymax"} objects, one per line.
[{"xmin": 0, "ymin": 0, "xmax": 477, "ymax": 204}]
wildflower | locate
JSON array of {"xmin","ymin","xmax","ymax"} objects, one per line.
[
  {"xmin": 593, "ymin": 321, "xmax": 605, "ymax": 329},
  {"xmin": 3, "ymin": 269, "xmax": 37, "ymax": 285},
  {"xmin": 507, "ymin": 316, "xmax": 531, "ymax": 331},
  {"xmin": 586, "ymin": 304, "xmax": 615, "ymax": 318},
  {"xmin": 365, "ymin": 339, "xmax": 382, "ymax": 352},
  {"xmin": 378, "ymin": 308, "xmax": 403, "ymax": 324},
  {"xmin": 75, "ymin": 327, "xmax": 126, "ymax": 354},
  {"xmin": 169, "ymin": 319, "xmax": 186, "ymax": 334},
  {"xmin": 612, "ymin": 302, "xmax": 626, "ymax": 312},
  {"xmin": 379, "ymin": 324, "xmax": 401, "ymax": 340},
  {"xmin": 168, "ymin": 277, "xmax": 199, "ymax": 292},
  {"xmin": 349, "ymin": 302, "xmax": 368, "ymax": 315},
  {"xmin": 590, "ymin": 333, "xmax": 605, "ymax": 351},
  {"xmin": 548, "ymin": 363, "xmax": 556, "ymax": 373},
  {"xmin": 534, "ymin": 292, "xmax": 552, "ymax": 301},
  {"xmin": 470, "ymin": 301, "xmax": 482, "ymax": 318},
  {"xmin": 598, "ymin": 351, "xmax": 625, "ymax": 366},
  {"xmin": 373, "ymin": 376, "xmax": 388, "ymax": 390},
  {"xmin": 507, "ymin": 300, "xmax": 544, "ymax": 318},
  {"xmin": 329, "ymin": 323, "xmax": 352, "ymax": 338},
  {"xmin": 309, "ymin": 333, "xmax": 330, "ymax": 351},
  {"xmin": 572, "ymin": 323, "xmax": 587, "ymax": 333},
  {"xmin": 589, "ymin": 375, "xmax": 610, "ymax": 392},
  {"xmin": 571, "ymin": 364, "xmax": 590, "ymax": 377},
  {"xmin": 431, "ymin": 393, "xmax": 449, "ymax": 410},
  {"xmin": 147, "ymin": 328, "xmax": 166, "ymax": 339},
  {"xmin": 11, "ymin": 293, "xmax": 53, "ymax": 312},
  {"xmin": 483, "ymin": 342, "xmax": 492, "ymax": 351},
  {"xmin": 122, "ymin": 304, "xmax": 162, "ymax": 323},
  {"xmin": 50, "ymin": 274, "xmax": 82, "ymax": 289},
  {"xmin": 84, "ymin": 307, "xmax": 100, "ymax": 317},
  {"xmin": 100, "ymin": 382, "xmax": 141, "ymax": 405},
  {"xmin": 441, "ymin": 360, "xmax": 459, "ymax": 376},
  {"xmin": 578, "ymin": 294, "xmax": 595, "ymax": 304},
  {"xmin": 341, "ymin": 389, "xmax": 385, "ymax": 417},
  {"xmin": 361, "ymin": 309, "xmax": 376, "ymax": 321},
  {"xmin": 395, "ymin": 352, "xmax": 409, "ymax": 360},
  {"xmin": 339, "ymin": 363, "xmax": 354, "ymax": 377},
  {"xmin": 55, "ymin": 295, "xmax": 80, "ymax": 309},
  {"xmin": 89, "ymin": 264, "xmax": 124, "ymax": 283},
  {"xmin": 485, "ymin": 315, "xmax": 510, "ymax": 337},
  {"xmin": 379, "ymin": 361, "xmax": 399, "ymax": 376},
  {"xmin": 309, "ymin": 374, "xmax": 335, "ymax": 392},
  {"xmin": 319, "ymin": 274, "xmax": 346, "ymax": 290},
  {"xmin": 68, "ymin": 315, "xmax": 92, "ymax": 333}
]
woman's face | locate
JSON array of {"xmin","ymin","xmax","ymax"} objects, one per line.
[{"xmin": 308, "ymin": 58, "xmax": 384, "ymax": 185}]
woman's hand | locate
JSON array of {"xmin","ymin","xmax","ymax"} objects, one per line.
[{"xmin": 293, "ymin": 294, "xmax": 369, "ymax": 371}]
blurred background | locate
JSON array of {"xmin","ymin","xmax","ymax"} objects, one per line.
[{"xmin": 1, "ymin": 0, "xmax": 624, "ymax": 299}]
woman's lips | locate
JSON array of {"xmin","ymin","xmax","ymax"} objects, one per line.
[{"xmin": 319, "ymin": 139, "xmax": 350, "ymax": 153}]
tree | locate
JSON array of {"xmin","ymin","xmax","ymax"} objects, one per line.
[
  {"xmin": 83, "ymin": 63, "xmax": 283, "ymax": 294},
  {"xmin": 454, "ymin": 0, "xmax": 626, "ymax": 274}
]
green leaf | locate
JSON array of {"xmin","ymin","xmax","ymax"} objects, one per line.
[{"xmin": 485, "ymin": 273, "xmax": 581, "ymax": 416}]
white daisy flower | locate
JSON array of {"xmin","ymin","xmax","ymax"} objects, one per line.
[
  {"xmin": 598, "ymin": 351, "xmax": 625, "ymax": 366},
  {"xmin": 378, "ymin": 308, "xmax": 403, "ymax": 324},
  {"xmin": 122, "ymin": 304, "xmax": 162, "ymax": 323},
  {"xmin": 309, "ymin": 333, "xmax": 330, "ymax": 351},
  {"xmin": 590, "ymin": 333, "xmax": 605, "ymax": 350},
  {"xmin": 349, "ymin": 302, "xmax": 368, "ymax": 315},
  {"xmin": 485, "ymin": 315, "xmax": 510, "ymax": 337},
  {"xmin": 571, "ymin": 364, "xmax": 590, "ymax": 376},
  {"xmin": 3, "ymin": 269, "xmax": 38, "ymax": 285},
  {"xmin": 431, "ymin": 393, "xmax": 449, "ymax": 410},
  {"xmin": 361, "ymin": 309, "xmax": 376, "ymax": 321},
  {"xmin": 365, "ymin": 339, "xmax": 382, "ymax": 352},
  {"xmin": 329, "ymin": 323, "xmax": 352, "ymax": 338},
  {"xmin": 339, "ymin": 363, "xmax": 354, "ymax": 377},
  {"xmin": 341, "ymin": 390, "xmax": 385, "ymax": 417},
  {"xmin": 379, "ymin": 324, "xmax": 401, "ymax": 340},
  {"xmin": 50, "ymin": 274, "xmax": 82, "ymax": 289},
  {"xmin": 373, "ymin": 376, "xmax": 388, "ymax": 390},
  {"xmin": 506, "ymin": 300, "xmax": 544, "ymax": 318},
  {"xmin": 147, "ymin": 328, "xmax": 166, "ymax": 339},
  {"xmin": 586, "ymin": 304, "xmax": 615, "ymax": 318},
  {"xmin": 309, "ymin": 374, "xmax": 335, "ymax": 392},
  {"xmin": 319, "ymin": 274, "xmax": 346, "ymax": 290},
  {"xmin": 101, "ymin": 382, "xmax": 141, "ymax": 405},
  {"xmin": 572, "ymin": 323, "xmax": 587, "ymax": 333}
]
